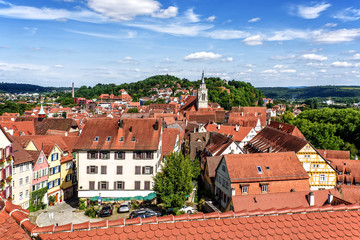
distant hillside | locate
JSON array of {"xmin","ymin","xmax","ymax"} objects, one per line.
[
  {"xmin": 0, "ymin": 82, "xmax": 48, "ymax": 93},
  {"xmin": 259, "ymin": 86, "xmax": 360, "ymax": 99},
  {"xmin": 74, "ymin": 75, "xmax": 264, "ymax": 110}
]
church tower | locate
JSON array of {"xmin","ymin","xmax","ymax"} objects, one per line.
[{"xmin": 197, "ymin": 71, "xmax": 208, "ymax": 109}]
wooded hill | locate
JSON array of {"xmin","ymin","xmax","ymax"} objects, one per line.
[{"xmin": 259, "ymin": 86, "xmax": 360, "ymax": 100}]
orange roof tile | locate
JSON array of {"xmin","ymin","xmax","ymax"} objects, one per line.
[
  {"xmin": 205, "ymin": 123, "xmax": 253, "ymax": 142},
  {"xmin": 223, "ymin": 152, "xmax": 309, "ymax": 183},
  {"xmin": 318, "ymin": 149, "xmax": 351, "ymax": 159},
  {"xmin": 161, "ymin": 128, "xmax": 180, "ymax": 156},
  {"xmin": 269, "ymin": 121, "xmax": 305, "ymax": 139}
]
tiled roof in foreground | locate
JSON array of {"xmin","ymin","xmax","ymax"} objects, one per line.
[{"xmin": 36, "ymin": 204, "xmax": 360, "ymax": 239}]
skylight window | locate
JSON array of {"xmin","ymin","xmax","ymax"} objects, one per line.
[
  {"xmin": 132, "ymin": 136, "xmax": 136, "ymax": 142},
  {"xmin": 257, "ymin": 166, "xmax": 263, "ymax": 174},
  {"xmin": 120, "ymin": 136, "xmax": 124, "ymax": 142},
  {"xmin": 94, "ymin": 136, "xmax": 99, "ymax": 141},
  {"xmin": 106, "ymin": 136, "xmax": 111, "ymax": 142}
]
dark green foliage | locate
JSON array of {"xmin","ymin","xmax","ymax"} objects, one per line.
[
  {"xmin": 85, "ymin": 207, "xmax": 98, "ymax": 218},
  {"xmin": 127, "ymin": 108, "xmax": 139, "ymax": 113},
  {"xmin": 153, "ymin": 152, "xmax": 200, "ymax": 208},
  {"xmin": 259, "ymin": 86, "xmax": 360, "ymax": 100},
  {"xmin": 29, "ymin": 187, "xmax": 47, "ymax": 211},
  {"xmin": 0, "ymin": 101, "xmax": 35, "ymax": 115},
  {"xmin": 48, "ymin": 195, "xmax": 55, "ymax": 204},
  {"xmin": 79, "ymin": 199, "xmax": 86, "ymax": 210},
  {"xmin": 0, "ymin": 82, "xmax": 47, "ymax": 93},
  {"xmin": 290, "ymin": 108, "xmax": 360, "ymax": 158}
]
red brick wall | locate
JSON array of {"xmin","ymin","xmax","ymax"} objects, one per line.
[{"xmin": 232, "ymin": 179, "xmax": 310, "ymax": 195}]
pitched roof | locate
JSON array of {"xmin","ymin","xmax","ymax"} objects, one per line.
[
  {"xmin": 223, "ymin": 152, "xmax": 309, "ymax": 183},
  {"xmin": 206, "ymin": 156, "xmax": 222, "ymax": 177},
  {"xmin": 37, "ymin": 204, "xmax": 360, "ymax": 240},
  {"xmin": 245, "ymin": 126, "xmax": 308, "ymax": 153},
  {"xmin": 327, "ymin": 158, "xmax": 360, "ymax": 184},
  {"xmin": 227, "ymin": 115, "xmax": 260, "ymax": 128},
  {"xmin": 205, "ymin": 132, "xmax": 235, "ymax": 156},
  {"xmin": 74, "ymin": 118, "xmax": 161, "ymax": 151},
  {"xmin": 232, "ymin": 189, "xmax": 349, "ymax": 212},
  {"xmin": 13, "ymin": 135, "xmax": 69, "ymax": 155},
  {"xmin": 268, "ymin": 121, "xmax": 305, "ymax": 139},
  {"xmin": 11, "ymin": 140, "xmax": 34, "ymax": 165},
  {"xmin": 0, "ymin": 121, "xmax": 35, "ymax": 136},
  {"xmin": 318, "ymin": 149, "xmax": 351, "ymax": 159},
  {"xmin": 180, "ymin": 95, "xmax": 197, "ymax": 111},
  {"xmin": 205, "ymin": 124, "xmax": 253, "ymax": 142},
  {"xmin": 161, "ymin": 128, "xmax": 180, "ymax": 156}
]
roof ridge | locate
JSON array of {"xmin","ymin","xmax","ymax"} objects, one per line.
[{"xmin": 30, "ymin": 203, "xmax": 360, "ymax": 237}]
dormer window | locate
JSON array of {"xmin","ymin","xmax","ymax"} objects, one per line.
[
  {"xmin": 257, "ymin": 166, "xmax": 263, "ymax": 174},
  {"xmin": 120, "ymin": 136, "xmax": 124, "ymax": 142},
  {"xmin": 106, "ymin": 136, "xmax": 111, "ymax": 142},
  {"xmin": 94, "ymin": 136, "xmax": 99, "ymax": 141}
]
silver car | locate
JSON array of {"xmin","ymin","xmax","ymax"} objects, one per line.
[{"xmin": 118, "ymin": 202, "xmax": 131, "ymax": 213}]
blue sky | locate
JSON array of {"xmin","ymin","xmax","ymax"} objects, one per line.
[{"xmin": 1, "ymin": 0, "xmax": 360, "ymax": 87}]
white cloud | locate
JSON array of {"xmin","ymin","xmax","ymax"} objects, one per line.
[
  {"xmin": 206, "ymin": 30, "xmax": 249, "ymax": 40},
  {"xmin": 270, "ymin": 55, "xmax": 296, "ymax": 60},
  {"xmin": 324, "ymin": 23, "xmax": 337, "ymax": 27},
  {"xmin": 320, "ymin": 69, "xmax": 326, "ymax": 73},
  {"xmin": 334, "ymin": 7, "xmax": 360, "ymax": 21},
  {"xmin": 306, "ymin": 62, "xmax": 325, "ymax": 67},
  {"xmin": 267, "ymin": 29, "xmax": 309, "ymax": 41},
  {"xmin": 117, "ymin": 57, "xmax": 139, "ymax": 64},
  {"xmin": 314, "ymin": 28, "xmax": 360, "ymax": 43},
  {"xmin": 0, "ymin": 62, "xmax": 48, "ymax": 72},
  {"xmin": 300, "ymin": 54, "xmax": 327, "ymax": 61},
  {"xmin": 331, "ymin": 61, "xmax": 355, "ymax": 67},
  {"xmin": 185, "ymin": 8, "xmax": 200, "ymax": 23},
  {"xmin": 0, "ymin": 3, "xmax": 106, "ymax": 23},
  {"xmin": 243, "ymin": 35, "xmax": 262, "ymax": 45},
  {"xmin": 290, "ymin": 2, "xmax": 331, "ymax": 19},
  {"xmin": 262, "ymin": 69, "xmax": 277, "ymax": 74},
  {"xmin": 161, "ymin": 58, "xmax": 175, "ymax": 63},
  {"xmin": 222, "ymin": 57, "xmax": 233, "ymax": 62},
  {"xmin": 24, "ymin": 27, "xmax": 37, "ymax": 35},
  {"xmin": 151, "ymin": 6, "xmax": 178, "ymax": 18},
  {"xmin": 280, "ymin": 69, "xmax": 296, "ymax": 73},
  {"xmin": 248, "ymin": 17, "xmax": 260, "ymax": 23},
  {"xmin": 245, "ymin": 64, "xmax": 256, "ymax": 68},
  {"xmin": 206, "ymin": 15, "xmax": 216, "ymax": 22},
  {"xmin": 274, "ymin": 65, "xmax": 288, "ymax": 69},
  {"xmin": 54, "ymin": 65, "xmax": 64, "ymax": 68},
  {"xmin": 351, "ymin": 53, "xmax": 360, "ymax": 60},
  {"xmin": 184, "ymin": 51, "xmax": 222, "ymax": 61},
  {"xmin": 128, "ymin": 22, "xmax": 212, "ymax": 36},
  {"xmin": 66, "ymin": 29, "xmax": 129, "ymax": 39}
]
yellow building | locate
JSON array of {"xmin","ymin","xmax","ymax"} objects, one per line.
[
  {"xmin": 60, "ymin": 153, "xmax": 74, "ymax": 201},
  {"xmin": 296, "ymin": 143, "xmax": 337, "ymax": 190}
]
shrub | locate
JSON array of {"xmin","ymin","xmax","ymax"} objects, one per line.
[
  {"xmin": 79, "ymin": 199, "xmax": 86, "ymax": 210},
  {"xmin": 85, "ymin": 207, "xmax": 97, "ymax": 218}
]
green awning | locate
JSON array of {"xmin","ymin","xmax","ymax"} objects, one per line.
[{"xmin": 89, "ymin": 192, "xmax": 157, "ymax": 202}]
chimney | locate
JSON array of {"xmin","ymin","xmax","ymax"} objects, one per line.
[
  {"xmin": 217, "ymin": 124, "xmax": 220, "ymax": 130},
  {"xmin": 72, "ymin": 82, "xmax": 75, "ymax": 98},
  {"xmin": 65, "ymin": 132, "xmax": 68, "ymax": 136},
  {"xmin": 154, "ymin": 120, "xmax": 159, "ymax": 131},
  {"xmin": 308, "ymin": 192, "xmax": 315, "ymax": 206},
  {"xmin": 328, "ymin": 192, "xmax": 333, "ymax": 204},
  {"xmin": 235, "ymin": 125, "xmax": 239, "ymax": 132},
  {"xmin": 255, "ymin": 112, "xmax": 257, "ymax": 117}
]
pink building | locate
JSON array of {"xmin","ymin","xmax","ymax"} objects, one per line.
[
  {"xmin": 28, "ymin": 150, "xmax": 49, "ymax": 192},
  {"xmin": 0, "ymin": 126, "xmax": 13, "ymax": 199}
]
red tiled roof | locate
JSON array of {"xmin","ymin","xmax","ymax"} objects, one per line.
[
  {"xmin": 268, "ymin": 121, "xmax": 305, "ymax": 139},
  {"xmin": 318, "ymin": 149, "xmax": 351, "ymax": 159},
  {"xmin": 0, "ymin": 121, "xmax": 36, "ymax": 136},
  {"xmin": 74, "ymin": 118, "xmax": 161, "ymax": 151},
  {"xmin": 206, "ymin": 156, "xmax": 222, "ymax": 177},
  {"xmin": 245, "ymin": 126, "xmax": 308, "ymax": 153},
  {"xmin": 205, "ymin": 132, "xmax": 235, "ymax": 156},
  {"xmin": 13, "ymin": 135, "xmax": 69, "ymax": 155},
  {"xmin": 327, "ymin": 158, "xmax": 360, "ymax": 185},
  {"xmin": 205, "ymin": 123, "xmax": 253, "ymax": 142},
  {"xmin": 223, "ymin": 152, "xmax": 309, "ymax": 183},
  {"xmin": 11, "ymin": 139, "xmax": 34, "ymax": 165},
  {"xmin": 161, "ymin": 128, "xmax": 180, "ymax": 156},
  {"xmin": 180, "ymin": 95, "xmax": 197, "ymax": 112},
  {"xmin": 37, "ymin": 204, "xmax": 360, "ymax": 239}
]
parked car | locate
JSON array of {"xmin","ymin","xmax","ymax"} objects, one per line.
[
  {"xmin": 180, "ymin": 205, "xmax": 195, "ymax": 214},
  {"xmin": 97, "ymin": 204, "xmax": 113, "ymax": 217},
  {"xmin": 118, "ymin": 201, "xmax": 131, "ymax": 213},
  {"xmin": 129, "ymin": 208, "xmax": 161, "ymax": 219}
]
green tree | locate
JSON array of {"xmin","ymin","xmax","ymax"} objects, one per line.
[
  {"xmin": 281, "ymin": 111, "xmax": 295, "ymax": 123},
  {"xmin": 127, "ymin": 108, "xmax": 139, "ymax": 113},
  {"xmin": 153, "ymin": 152, "xmax": 200, "ymax": 208}
]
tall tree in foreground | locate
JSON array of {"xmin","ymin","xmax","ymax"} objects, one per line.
[{"xmin": 153, "ymin": 152, "xmax": 199, "ymax": 208}]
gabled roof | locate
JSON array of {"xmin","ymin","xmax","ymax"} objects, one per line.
[
  {"xmin": 222, "ymin": 152, "xmax": 309, "ymax": 183},
  {"xmin": 206, "ymin": 156, "xmax": 222, "ymax": 177},
  {"xmin": 74, "ymin": 118, "xmax": 161, "ymax": 151},
  {"xmin": 11, "ymin": 140, "xmax": 34, "ymax": 165},
  {"xmin": 180, "ymin": 95, "xmax": 197, "ymax": 112},
  {"xmin": 161, "ymin": 128, "xmax": 180, "ymax": 156},
  {"xmin": 327, "ymin": 158, "xmax": 360, "ymax": 184},
  {"xmin": 205, "ymin": 123, "xmax": 253, "ymax": 142},
  {"xmin": 268, "ymin": 121, "xmax": 305, "ymax": 139},
  {"xmin": 13, "ymin": 135, "xmax": 69, "ymax": 155},
  {"xmin": 0, "ymin": 121, "xmax": 35, "ymax": 136},
  {"xmin": 205, "ymin": 132, "xmax": 235, "ymax": 156},
  {"xmin": 318, "ymin": 149, "xmax": 350, "ymax": 159},
  {"xmin": 245, "ymin": 126, "xmax": 308, "ymax": 153},
  {"xmin": 232, "ymin": 189, "xmax": 351, "ymax": 212}
]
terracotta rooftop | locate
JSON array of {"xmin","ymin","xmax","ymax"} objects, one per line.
[
  {"xmin": 161, "ymin": 128, "xmax": 181, "ymax": 156},
  {"xmin": 13, "ymin": 135, "xmax": 69, "ymax": 155},
  {"xmin": 11, "ymin": 139, "xmax": 34, "ymax": 165},
  {"xmin": 223, "ymin": 152, "xmax": 309, "ymax": 183},
  {"xmin": 327, "ymin": 158, "xmax": 360, "ymax": 185},
  {"xmin": 268, "ymin": 121, "xmax": 305, "ymax": 139},
  {"xmin": 205, "ymin": 132, "xmax": 237, "ymax": 156},
  {"xmin": 318, "ymin": 149, "xmax": 351, "ymax": 160},
  {"xmin": 244, "ymin": 126, "xmax": 308, "ymax": 154},
  {"xmin": 74, "ymin": 118, "xmax": 162, "ymax": 151},
  {"xmin": 205, "ymin": 123, "xmax": 253, "ymax": 142},
  {"xmin": 0, "ymin": 121, "xmax": 36, "ymax": 136},
  {"xmin": 206, "ymin": 156, "xmax": 222, "ymax": 178},
  {"xmin": 36, "ymin": 204, "xmax": 360, "ymax": 239}
]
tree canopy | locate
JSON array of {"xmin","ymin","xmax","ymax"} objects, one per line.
[{"xmin": 153, "ymin": 152, "xmax": 200, "ymax": 208}]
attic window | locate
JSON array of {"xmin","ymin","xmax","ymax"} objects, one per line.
[
  {"xmin": 106, "ymin": 136, "xmax": 111, "ymax": 142},
  {"xmin": 132, "ymin": 136, "xmax": 136, "ymax": 142},
  {"xmin": 120, "ymin": 136, "xmax": 124, "ymax": 142},
  {"xmin": 266, "ymin": 166, "xmax": 270, "ymax": 170},
  {"xmin": 94, "ymin": 136, "xmax": 99, "ymax": 141},
  {"xmin": 257, "ymin": 166, "xmax": 263, "ymax": 174}
]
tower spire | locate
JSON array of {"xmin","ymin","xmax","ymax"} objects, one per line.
[{"xmin": 201, "ymin": 70, "xmax": 205, "ymax": 84}]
